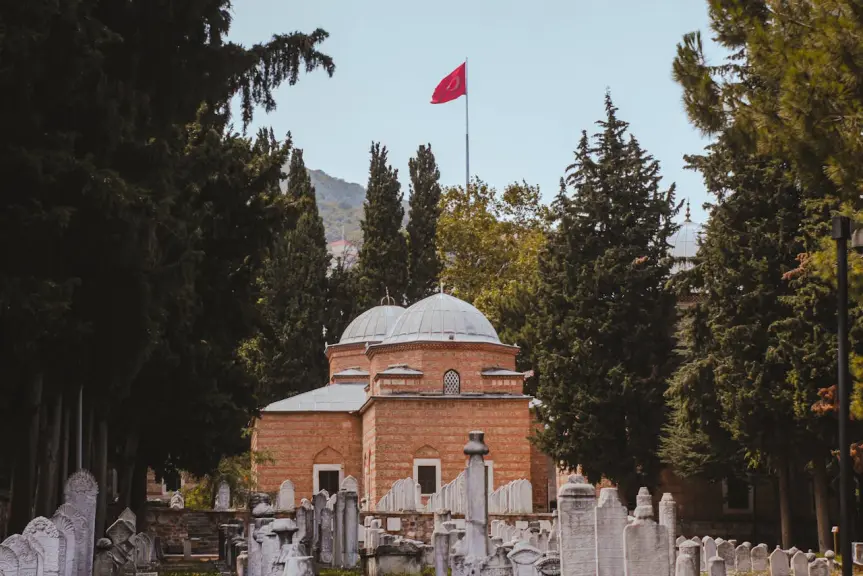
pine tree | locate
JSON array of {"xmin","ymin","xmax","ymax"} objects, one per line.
[
  {"xmin": 356, "ymin": 142, "xmax": 408, "ymax": 308},
  {"xmin": 406, "ymin": 144, "xmax": 443, "ymax": 303},
  {"xmin": 325, "ymin": 257, "xmax": 357, "ymax": 346},
  {"xmin": 253, "ymin": 148, "xmax": 331, "ymax": 402},
  {"xmin": 534, "ymin": 95, "xmax": 678, "ymax": 501}
]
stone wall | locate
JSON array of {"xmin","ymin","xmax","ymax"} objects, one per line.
[
  {"xmin": 144, "ymin": 508, "xmax": 246, "ymax": 554},
  {"xmin": 361, "ymin": 511, "xmax": 554, "ymax": 542},
  {"xmin": 251, "ymin": 411, "xmax": 364, "ymax": 499}
]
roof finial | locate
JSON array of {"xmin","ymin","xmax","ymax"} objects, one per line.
[
  {"xmin": 439, "ymin": 281, "xmax": 444, "ymax": 295},
  {"xmin": 685, "ymin": 199, "xmax": 691, "ymax": 222},
  {"xmin": 380, "ymin": 287, "xmax": 395, "ymax": 306}
]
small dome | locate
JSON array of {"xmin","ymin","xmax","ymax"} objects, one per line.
[
  {"xmin": 339, "ymin": 305, "xmax": 405, "ymax": 344},
  {"xmin": 383, "ymin": 293, "xmax": 501, "ymax": 345},
  {"xmin": 670, "ymin": 203, "xmax": 702, "ymax": 274}
]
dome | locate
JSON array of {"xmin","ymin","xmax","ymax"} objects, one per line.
[
  {"xmin": 339, "ymin": 305, "xmax": 405, "ymax": 344},
  {"xmin": 382, "ymin": 293, "xmax": 501, "ymax": 345},
  {"xmin": 670, "ymin": 202, "xmax": 702, "ymax": 274}
]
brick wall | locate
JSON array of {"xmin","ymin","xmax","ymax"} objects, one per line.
[
  {"xmin": 145, "ymin": 508, "xmax": 245, "ymax": 554},
  {"xmin": 369, "ymin": 344, "xmax": 519, "ymax": 395},
  {"xmin": 327, "ymin": 344, "xmax": 371, "ymax": 380},
  {"xmin": 529, "ymin": 422, "xmax": 551, "ymax": 512},
  {"xmin": 365, "ymin": 396, "xmax": 533, "ymax": 508},
  {"xmin": 252, "ymin": 411, "xmax": 363, "ymax": 505}
]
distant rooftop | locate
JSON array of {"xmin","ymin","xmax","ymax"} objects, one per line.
[{"xmin": 262, "ymin": 383, "xmax": 367, "ymax": 413}]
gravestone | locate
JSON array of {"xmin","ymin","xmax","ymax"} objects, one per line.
[
  {"xmin": 341, "ymin": 476, "xmax": 358, "ymax": 493},
  {"xmin": 716, "ymin": 541, "xmax": 734, "ymax": 570},
  {"xmin": 24, "ymin": 516, "xmax": 61, "ymax": 576},
  {"xmin": 535, "ymin": 555, "xmax": 561, "ymax": 576},
  {"xmin": 169, "ymin": 491, "xmax": 184, "ymax": 510},
  {"xmin": 284, "ymin": 556, "xmax": 314, "ymax": 576},
  {"xmin": 464, "ymin": 431, "xmax": 489, "ymax": 561},
  {"xmin": 215, "ymin": 482, "xmax": 231, "ymax": 511},
  {"xmin": 277, "ymin": 480, "xmax": 295, "ymax": 512},
  {"xmin": 51, "ymin": 512, "xmax": 76, "ymax": 576},
  {"xmin": 735, "ymin": 544, "xmax": 751, "ymax": 572},
  {"xmin": 751, "ymin": 543, "xmax": 769, "ymax": 571},
  {"xmin": 702, "ymin": 537, "xmax": 717, "ymax": 571},
  {"xmin": 333, "ymin": 493, "xmax": 345, "ymax": 567},
  {"xmin": 675, "ymin": 536, "xmax": 686, "ymax": 547},
  {"xmin": 433, "ymin": 526, "xmax": 450, "ymax": 576},
  {"xmin": 301, "ymin": 499, "xmax": 313, "ymax": 546},
  {"xmin": 708, "ymin": 556, "xmax": 726, "ymax": 576},
  {"xmin": 790, "ymin": 550, "xmax": 808, "ymax": 576},
  {"xmin": 55, "ymin": 504, "xmax": 86, "ymax": 576},
  {"xmin": 769, "ymin": 546, "xmax": 790, "ymax": 576},
  {"xmin": 558, "ymin": 474, "xmax": 596, "ymax": 576},
  {"xmin": 64, "ymin": 470, "xmax": 98, "ymax": 576},
  {"xmin": 3, "ymin": 535, "xmax": 38, "ymax": 576},
  {"xmin": 507, "ymin": 544, "xmax": 542, "ymax": 576},
  {"xmin": 595, "ymin": 487, "xmax": 626, "ymax": 576},
  {"xmin": 320, "ymin": 505, "xmax": 334, "ymax": 564},
  {"xmin": 344, "ymin": 489, "xmax": 359, "ymax": 567},
  {"xmin": 258, "ymin": 524, "xmax": 280, "ymax": 576},
  {"xmin": 622, "ymin": 503, "xmax": 669, "ymax": 576},
  {"xmin": 480, "ymin": 546, "xmax": 513, "ymax": 576},
  {"xmin": 636, "ymin": 487, "xmax": 652, "ymax": 508},
  {"xmin": 549, "ymin": 510, "xmax": 559, "ymax": 553},
  {"xmin": 0, "ymin": 543, "xmax": 19, "ymax": 576},
  {"xmin": 312, "ymin": 490, "xmax": 329, "ymax": 559},
  {"xmin": 808, "ymin": 558, "xmax": 829, "ymax": 576},
  {"xmin": 690, "ymin": 537, "xmax": 703, "ymax": 572},
  {"xmin": 658, "ymin": 493, "xmax": 677, "ymax": 576},
  {"xmin": 676, "ymin": 540, "xmax": 699, "ymax": 576}
]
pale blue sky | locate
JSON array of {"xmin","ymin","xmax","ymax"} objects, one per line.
[{"xmin": 229, "ymin": 1, "xmax": 721, "ymax": 224}]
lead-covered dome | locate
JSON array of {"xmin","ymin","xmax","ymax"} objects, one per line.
[
  {"xmin": 339, "ymin": 305, "xmax": 405, "ymax": 344},
  {"xmin": 670, "ymin": 202, "xmax": 702, "ymax": 274},
  {"xmin": 383, "ymin": 293, "xmax": 501, "ymax": 344}
]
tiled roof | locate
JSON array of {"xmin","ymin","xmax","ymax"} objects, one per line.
[{"xmin": 262, "ymin": 383, "xmax": 366, "ymax": 413}]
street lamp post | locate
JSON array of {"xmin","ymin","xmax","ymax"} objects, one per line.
[{"xmin": 832, "ymin": 215, "xmax": 853, "ymax": 576}]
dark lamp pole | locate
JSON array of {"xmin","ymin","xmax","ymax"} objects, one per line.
[{"xmin": 832, "ymin": 215, "xmax": 853, "ymax": 576}]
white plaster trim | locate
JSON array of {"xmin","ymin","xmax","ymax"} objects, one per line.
[
  {"xmin": 485, "ymin": 461, "xmax": 494, "ymax": 494},
  {"xmin": 313, "ymin": 463, "xmax": 344, "ymax": 494},
  {"xmin": 413, "ymin": 458, "xmax": 442, "ymax": 495},
  {"xmin": 721, "ymin": 478, "xmax": 754, "ymax": 514}
]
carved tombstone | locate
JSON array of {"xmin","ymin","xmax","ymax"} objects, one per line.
[
  {"xmin": 790, "ymin": 551, "xmax": 808, "ymax": 576},
  {"xmin": 557, "ymin": 475, "xmax": 596, "ymax": 576},
  {"xmin": 769, "ymin": 547, "xmax": 790, "ymax": 576},
  {"xmin": 64, "ymin": 470, "xmax": 98, "ymax": 576},
  {"xmin": 622, "ymin": 504, "xmax": 669, "ymax": 576},
  {"xmin": 808, "ymin": 558, "xmax": 829, "ymax": 576},
  {"xmin": 341, "ymin": 476, "xmax": 358, "ymax": 494},
  {"xmin": 702, "ymin": 537, "xmax": 717, "ymax": 571},
  {"xmin": 716, "ymin": 541, "xmax": 735, "ymax": 571},
  {"xmin": 169, "ymin": 491, "xmax": 184, "ymax": 510},
  {"xmin": 51, "ymin": 512, "xmax": 77, "ymax": 576},
  {"xmin": 676, "ymin": 541, "xmax": 699, "ymax": 576},
  {"xmin": 319, "ymin": 505, "xmax": 334, "ymax": 565},
  {"xmin": 595, "ymin": 487, "xmax": 627, "ymax": 576},
  {"xmin": 24, "ymin": 517, "xmax": 61, "ymax": 576},
  {"xmin": 2, "ymin": 535, "xmax": 38, "ymax": 576},
  {"xmin": 735, "ymin": 544, "xmax": 751, "ymax": 572},
  {"xmin": 0, "ymin": 543, "xmax": 20, "ymax": 576},
  {"xmin": 215, "ymin": 482, "xmax": 231, "ymax": 512},
  {"xmin": 117, "ymin": 509, "xmax": 136, "ymax": 532},
  {"xmin": 658, "ymin": 493, "xmax": 677, "ymax": 576},
  {"xmin": 507, "ymin": 545, "xmax": 542, "ymax": 576},
  {"xmin": 708, "ymin": 556, "xmax": 726, "ymax": 576},
  {"xmin": 55, "ymin": 504, "xmax": 86, "ymax": 576},
  {"xmin": 751, "ymin": 543, "xmax": 769, "ymax": 571},
  {"xmin": 276, "ymin": 480, "xmax": 295, "ymax": 512},
  {"xmin": 312, "ymin": 490, "xmax": 329, "ymax": 559}
]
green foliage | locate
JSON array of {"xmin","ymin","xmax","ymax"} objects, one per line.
[
  {"xmin": 356, "ymin": 143, "xmax": 409, "ymax": 308},
  {"xmin": 534, "ymin": 95, "xmax": 678, "ymax": 499},
  {"xmin": 325, "ymin": 257, "xmax": 359, "ymax": 346},
  {"xmin": 436, "ymin": 178, "xmax": 549, "ymax": 389},
  {"xmin": 406, "ymin": 144, "xmax": 443, "ymax": 304},
  {"xmin": 181, "ymin": 450, "xmax": 275, "ymax": 510}
]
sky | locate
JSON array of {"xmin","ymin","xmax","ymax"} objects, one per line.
[{"xmin": 229, "ymin": 0, "xmax": 724, "ymax": 225}]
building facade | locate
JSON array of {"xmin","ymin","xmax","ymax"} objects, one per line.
[{"xmin": 252, "ymin": 293, "xmax": 552, "ymax": 511}]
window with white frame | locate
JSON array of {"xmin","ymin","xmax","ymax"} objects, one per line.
[
  {"xmin": 443, "ymin": 370, "xmax": 461, "ymax": 394},
  {"xmin": 313, "ymin": 464, "xmax": 344, "ymax": 495},
  {"xmin": 722, "ymin": 476, "xmax": 753, "ymax": 514},
  {"xmin": 413, "ymin": 458, "xmax": 441, "ymax": 495}
]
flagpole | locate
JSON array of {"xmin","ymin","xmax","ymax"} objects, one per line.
[{"xmin": 465, "ymin": 57, "xmax": 470, "ymax": 195}]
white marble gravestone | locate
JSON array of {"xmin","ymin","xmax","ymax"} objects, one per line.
[
  {"xmin": 215, "ymin": 482, "xmax": 231, "ymax": 511},
  {"xmin": 0, "ymin": 542, "xmax": 20, "ymax": 576},
  {"xmin": 24, "ymin": 516, "xmax": 61, "ymax": 576},
  {"xmin": 595, "ymin": 487, "xmax": 626, "ymax": 576},
  {"xmin": 702, "ymin": 537, "xmax": 717, "ymax": 571},
  {"xmin": 2, "ymin": 536, "xmax": 37, "ymax": 576},
  {"xmin": 277, "ymin": 480, "xmax": 295, "ymax": 512},
  {"xmin": 790, "ymin": 551, "xmax": 808, "ymax": 576},
  {"xmin": 658, "ymin": 494, "xmax": 677, "ymax": 576},
  {"xmin": 808, "ymin": 558, "xmax": 829, "ymax": 576},
  {"xmin": 623, "ymin": 504, "xmax": 669, "ymax": 576},
  {"xmin": 558, "ymin": 475, "xmax": 596, "ymax": 576},
  {"xmin": 676, "ymin": 540, "xmax": 700, "ymax": 576},
  {"xmin": 707, "ymin": 556, "xmax": 726, "ymax": 576},
  {"xmin": 51, "ymin": 512, "xmax": 76, "ymax": 576},
  {"xmin": 64, "ymin": 471, "xmax": 98, "ymax": 576},
  {"xmin": 769, "ymin": 547, "xmax": 790, "ymax": 576},
  {"xmin": 507, "ymin": 544, "xmax": 542, "ymax": 576},
  {"xmin": 751, "ymin": 543, "xmax": 769, "ymax": 571},
  {"xmin": 735, "ymin": 544, "xmax": 751, "ymax": 572},
  {"xmin": 55, "ymin": 504, "xmax": 86, "ymax": 576},
  {"xmin": 716, "ymin": 541, "xmax": 734, "ymax": 570}
]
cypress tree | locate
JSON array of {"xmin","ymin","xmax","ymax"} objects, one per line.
[
  {"xmin": 325, "ymin": 257, "xmax": 357, "ymax": 346},
  {"xmin": 356, "ymin": 142, "xmax": 408, "ymax": 308},
  {"xmin": 255, "ymin": 148, "xmax": 330, "ymax": 401},
  {"xmin": 406, "ymin": 144, "xmax": 443, "ymax": 303},
  {"xmin": 534, "ymin": 95, "xmax": 678, "ymax": 501}
]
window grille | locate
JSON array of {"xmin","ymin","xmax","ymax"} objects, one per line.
[{"xmin": 443, "ymin": 370, "xmax": 461, "ymax": 394}]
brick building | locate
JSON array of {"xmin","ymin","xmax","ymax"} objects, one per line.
[{"xmin": 252, "ymin": 292, "xmax": 553, "ymax": 512}]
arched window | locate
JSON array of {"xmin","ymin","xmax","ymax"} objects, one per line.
[{"xmin": 443, "ymin": 370, "xmax": 461, "ymax": 394}]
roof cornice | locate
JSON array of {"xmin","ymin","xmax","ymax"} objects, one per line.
[{"xmin": 365, "ymin": 340, "xmax": 519, "ymax": 360}]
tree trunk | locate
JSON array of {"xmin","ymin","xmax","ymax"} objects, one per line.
[
  {"xmin": 131, "ymin": 457, "xmax": 148, "ymax": 531},
  {"xmin": 94, "ymin": 418, "xmax": 109, "ymax": 539},
  {"xmin": 812, "ymin": 457, "xmax": 832, "ymax": 552},
  {"xmin": 9, "ymin": 374, "xmax": 43, "ymax": 533},
  {"xmin": 83, "ymin": 406, "xmax": 94, "ymax": 471},
  {"xmin": 60, "ymin": 404, "xmax": 70, "ymax": 504},
  {"xmin": 38, "ymin": 394, "xmax": 63, "ymax": 516},
  {"xmin": 119, "ymin": 430, "xmax": 140, "ymax": 509},
  {"xmin": 777, "ymin": 456, "xmax": 794, "ymax": 548}
]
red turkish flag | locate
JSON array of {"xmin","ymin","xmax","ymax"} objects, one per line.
[{"xmin": 431, "ymin": 63, "xmax": 466, "ymax": 104}]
